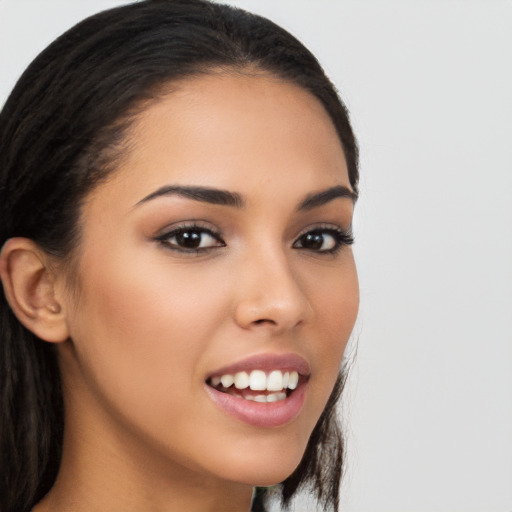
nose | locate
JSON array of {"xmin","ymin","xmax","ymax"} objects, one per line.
[{"xmin": 232, "ymin": 245, "xmax": 312, "ymax": 333}]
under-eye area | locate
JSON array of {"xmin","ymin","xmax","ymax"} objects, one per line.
[{"xmin": 206, "ymin": 370, "xmax": 309, "ymax": 403}]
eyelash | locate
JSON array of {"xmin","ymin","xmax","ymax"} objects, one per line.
[
  {"xmin": 293, "ymin": 225, "xmax": 354, "ymax": 255},
  {"xmin": 155, "ymin": 223, "xmax": 354, "ymax": 255},
  {"xmin": 155, "ymin": 223, "xmax": 225, "ymax": 254}
]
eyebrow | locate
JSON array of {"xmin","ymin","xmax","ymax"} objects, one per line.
[
  {"xmin": 135, "ymin": 184, "xmax": 356, "ymax": 210},
  {"xmin": 297, "ymin": 185, "xmax": 358, "ymax": 210},
  {"xmin": 136, "ymin": 185, "xmax": 244, "ymax": 208}
]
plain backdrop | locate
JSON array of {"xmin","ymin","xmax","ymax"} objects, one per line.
[{"xmin": 1, "ymin": 1, "xmax": 511, "ymax": 511}]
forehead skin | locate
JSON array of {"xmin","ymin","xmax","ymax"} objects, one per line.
[{"xmin": 99, "ymin": 72, "xmax": 352, "ymax": 207}]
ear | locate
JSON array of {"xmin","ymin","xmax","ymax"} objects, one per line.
[{"xmin": 0, "ymin": 237, "xmax": 69, "ymax": 343}]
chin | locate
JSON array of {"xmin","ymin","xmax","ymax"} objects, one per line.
[
  {"xmin": 228, "ymin": 464, "xmax": 300, "ymax": 488},
  {"xmin": 208, "ymin": 435, "xmax": 309, "ymax": 487}
]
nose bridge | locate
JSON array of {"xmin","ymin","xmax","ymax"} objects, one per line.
[{"xmin": 233, "ymin": 237, "xmax": 311, "ymax": 331}]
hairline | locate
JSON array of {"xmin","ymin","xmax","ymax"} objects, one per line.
[{"xmin": 60, "ymin": 64, "xmax": 353, "ymax": 289}]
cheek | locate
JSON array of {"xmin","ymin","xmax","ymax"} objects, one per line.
[
  {"xmin": 77, "ymin": 246, "xmax": 228, "ymax": 340},
  {"xmin": 65, "ymin": 251, "xmax": 230, "ymax": 420},
  {"xmin": 297, "ymin": 252, "xmax": 358, "ymax": 417},
  {"xmin": 309, "ymin": 253, "xmax": 359, "ymax": 352}
]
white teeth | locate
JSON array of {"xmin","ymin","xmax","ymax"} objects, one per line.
[
  {"xmin": 248, "ymin": 392, "xmax": 287, "ymax": 403},
  {"xmin": 267, "ymin": 370, "xmax": 283, "ymax": 391},
  {"xmin": 234, "ymin": 371, "xmax": 249, "ymax": 389},
  {"xmin": 220, "ymin": 374, "xmax": 234, "ymax": 388},
  {"xmin": 211, "ymin": 369, "xmax": 301, "ymax": 392},
  {"xmin": 288, "ymin": 371, "xmax": 299, "ymax": 390},
  {"xmin": 249, "ymin": 370, "xmax": 267, "ymax": 391}
]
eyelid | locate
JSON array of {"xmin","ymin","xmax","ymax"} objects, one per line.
[
  {"xmin": 294, "ymin": 222, "xmax": 353, "ymax": 239},
  {"xmin": 154, "ymin": 219, "xmax": 220, "ymax": 238}
]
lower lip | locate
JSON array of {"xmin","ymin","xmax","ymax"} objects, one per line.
[{"xmin": 205, "ymin": 383, "xmax": 307, "ymax": 428}]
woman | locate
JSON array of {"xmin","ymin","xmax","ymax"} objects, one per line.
[{"xmin": 0, "ymin": 1, "xmax": 359, "ymax": 510}]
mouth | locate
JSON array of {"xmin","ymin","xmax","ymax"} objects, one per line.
[
  {"xmin": 205, "ymin": 354, "xmax": 310, "ymax": 428},
  {"xmin": 207, "ymin": 369, "xmax": 306, "ymax": 403}
]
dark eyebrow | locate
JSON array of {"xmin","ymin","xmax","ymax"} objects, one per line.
[
  {"xmin": 135, "ymin": 185, "xmax": 245, "ymax": 208},
  {"xmin": 298, "ymin": 185, "xmax": 358, "ymax": 211}
]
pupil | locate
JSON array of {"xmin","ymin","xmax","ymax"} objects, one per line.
[
  {"xmin": 303, "ymin": 232, "xmax": 323, "ymax": 249},
  {"xmin": 177, "ymin": 231, "xmax": 201, "ymax": 248}
]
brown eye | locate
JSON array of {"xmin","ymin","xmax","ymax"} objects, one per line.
[
  {"xmin": 293, "ymin": 228, "xmax": 354, "ymax": 254},
  {"xmin": 295, "ymin": 230, "xmax": 336, "ymax": 251},
  {"xmin": 156, "ymin": 226, "xmax": 225, "ymax": 252},
  {"xmin": 175, "ymin": 230, "xmax": 205, "ymax": 249}
]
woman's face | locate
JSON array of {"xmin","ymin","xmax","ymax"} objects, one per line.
[{"xmin": 58, "ymin": 73, "xmax": 359, "ymax": 489}]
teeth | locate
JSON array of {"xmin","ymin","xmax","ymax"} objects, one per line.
[
  {"xmin": 249, "ymin": 370, "xmax": 267, "ymax": 391},
  {"xmin": 220, "ymin": 374, "xmax": 234, "ymax": 388},
  {"xmin": 246, "ymin": 392, "xmax": 287, "ymax": 403},
  {"xmin": 213, "ymin": 370, "xmax": 300, "ymax": 392},
  {"xmin": 288, "ymin": 371, "xmax": 299, "ymax": 390},
  {"xmin": 267, "ymin": 392, "xmax": 287, "ymax": 402},
  {"xmin": 234, "ymin": 371, "xmax": 250, "ymax": 389},
  {"xmin": 267, "ymin": 370, "xmax": 283, "ymax": 391}
]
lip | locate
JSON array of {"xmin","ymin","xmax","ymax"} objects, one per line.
[
  {"xmin": 205, "ymin": 380, "xmax": 307, "ymax": 428},
  {"xmin": 205, "ymin": 352, "xmax": 310, "ymax": 428}
]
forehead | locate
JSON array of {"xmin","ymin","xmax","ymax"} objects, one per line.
[{"xmin": 88, "ymin": 72, "xmax": 350, "ymax": 208}]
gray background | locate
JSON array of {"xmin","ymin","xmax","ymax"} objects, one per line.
[{"xmin": 1, "ymin": 1, "xmax": 511, "ymax": 510}]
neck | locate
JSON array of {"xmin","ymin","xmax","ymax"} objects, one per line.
[{"xmin": 34, "ymin": 427, "xmax": 254, "ymax": 512}]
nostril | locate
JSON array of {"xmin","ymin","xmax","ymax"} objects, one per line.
[{"xmin": 253, "ymin": 318, "xmax": 276, "ymax": 325}]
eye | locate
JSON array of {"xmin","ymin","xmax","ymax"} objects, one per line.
[
  {"xmin": 155, "ymin": 225, "xmax": 225, "ymax": 252},
  {"xmin": 293, "ymin": 227, "xmax": 354, "ymax": 254}
]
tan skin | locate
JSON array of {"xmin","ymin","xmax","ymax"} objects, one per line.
[{"xmin": 0, "ymin": 72, "xmax": 358, "ymax": 512}]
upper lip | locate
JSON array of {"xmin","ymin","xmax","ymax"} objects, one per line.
[{"xmin": 206, "ymin": 353, "xmax": 311, "ymax": 379}]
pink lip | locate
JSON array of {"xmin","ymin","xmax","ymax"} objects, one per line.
[
  {"xmin": 205, "ymin": 352, "xmax": 310, "ymax": 428},
  {"xmin": 205, "ymin": 380, "xmax": 308, "ymax": 428},
  {"xmin": 206, "ymin": 352, "xmax": 311, "ymax": 379}
]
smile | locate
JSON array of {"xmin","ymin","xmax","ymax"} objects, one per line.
[
  {"xmin": 205, "ymin": 354, "xmax": 310, "ymax": 427},
  {"xmin": 208, "ymin": 370, "xmax": 300, "ymax": 403}
]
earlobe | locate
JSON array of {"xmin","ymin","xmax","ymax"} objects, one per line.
[{"xmin": 0, "ymin": 237, "xmax": 69, "ymax": 343}]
